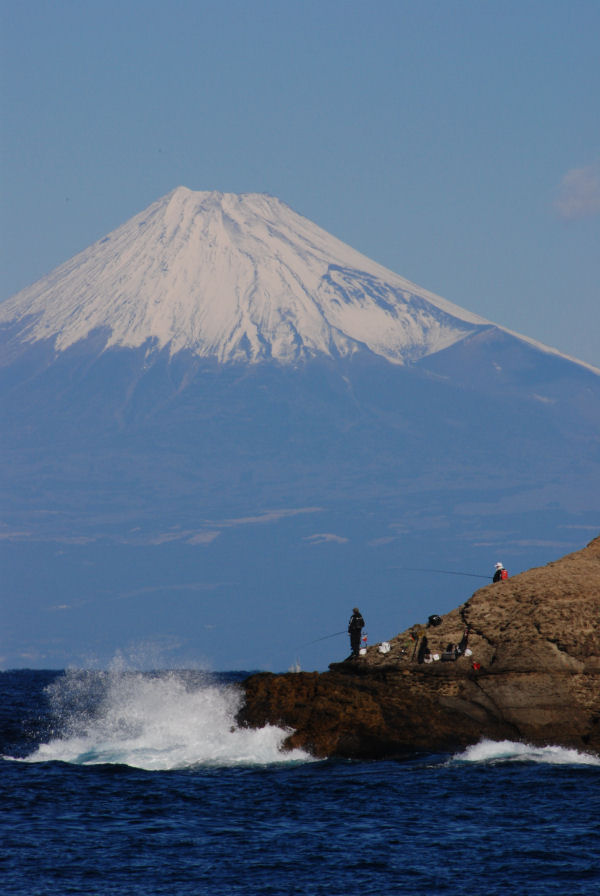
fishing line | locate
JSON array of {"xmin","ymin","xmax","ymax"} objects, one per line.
[
  {"xmin": 295, "ymin": 630, "xmax": 346, "ymax": 649},
  {"xmin": 392, "ymin": 567, "xmax": 491, "ymax": 581}
]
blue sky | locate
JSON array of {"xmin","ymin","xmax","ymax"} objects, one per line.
[{"xmin": 1, "ymin": 0, "xmax": 599, "ymax": 365}]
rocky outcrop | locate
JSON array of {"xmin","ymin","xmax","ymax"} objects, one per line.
[{"xmin": 238, "ymin": 537, "xmax": 600, "ymax": 758}]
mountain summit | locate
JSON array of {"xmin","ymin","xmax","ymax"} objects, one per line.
[{"xmin": 2, "ymin": 186, "xmax": 492, "ymax": 364}]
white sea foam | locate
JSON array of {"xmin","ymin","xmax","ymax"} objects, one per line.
[
  {"xmin": 24, "ymin": 667, "xmax": 313, "ymax": 770},
  {"xmin": 453, "ymin": 738, "xmax": 600, "ymax": 766}
]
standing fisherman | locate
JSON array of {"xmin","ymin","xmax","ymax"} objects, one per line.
[{"xmin": 348, "ymin": 607, "xmax": 365, "ymax": 658}]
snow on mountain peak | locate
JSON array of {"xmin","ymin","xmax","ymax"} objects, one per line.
[{"xmin": 1, "ymin": 186, "xmax": 489, "ymax": 364}]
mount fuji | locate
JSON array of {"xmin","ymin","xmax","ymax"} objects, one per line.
[
  {"xmin": 2, "ymin": 186, "xmax": 491, "ymax": 364},
  {"xmin": 1, "ymin": 188, "xmax": 599, "ymax": 671}
]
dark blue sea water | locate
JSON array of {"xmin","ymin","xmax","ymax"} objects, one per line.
[{"xmin": 1, "ymin": 669, "xmax": 599, "ymax": 895}]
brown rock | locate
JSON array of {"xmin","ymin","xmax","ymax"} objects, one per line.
[{"xmin": 237, "ymin": 536, "xmax": 600, "ymax": 758}]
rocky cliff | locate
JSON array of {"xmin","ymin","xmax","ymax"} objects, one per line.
[{"xmin": 238, "ymin": 537, "xmax": 600, "ymax": 758}]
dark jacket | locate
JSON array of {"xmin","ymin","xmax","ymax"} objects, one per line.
[{"xmin": 348, "ymin": 613, "xmax": 365, "ymax": 633}]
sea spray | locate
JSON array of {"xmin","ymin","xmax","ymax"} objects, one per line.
[
  {"xmin": 453, "ymin": 738, "xmax": 600, "ymax": 766},
  {"xmin": 24, "ymin": 667, "xmax": 313, "ymax": 770}
]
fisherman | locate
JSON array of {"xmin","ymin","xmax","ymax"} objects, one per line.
[
  {"xmin": 348, "ymin": 607, "xmax": 365, "ymax": 657},
  {"xmin": 493, "ymin": 562, "xmax": 508, "ymax": 582},
  {"xmin": 457, "ymin": 627, "xmax": 470, "ymax": 655},
  {"xmin": 417, "ymin": 634, "xmax": 430, "ymax": 664}
]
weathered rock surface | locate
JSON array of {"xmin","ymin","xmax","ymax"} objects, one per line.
[{"xmin": 238, "ymin": 537, "xmax": 600, "ymax": 758}]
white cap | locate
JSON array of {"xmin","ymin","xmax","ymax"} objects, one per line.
[{"xmin": 495, "ymin": 562, "xmax": 503, "ymax": 569}]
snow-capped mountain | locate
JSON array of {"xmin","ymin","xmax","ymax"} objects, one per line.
[
  {"xmin": 1, "ymin": 187, "xmax": 599, "ymax": 671},
  {"xmin": 1, "ymin": 187, "xmax": 493, "ymax": 364}
]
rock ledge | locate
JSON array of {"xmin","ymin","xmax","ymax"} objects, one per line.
[{"xmin": 238, "ymin": 537, "xmax": 600, "ymax": 758}]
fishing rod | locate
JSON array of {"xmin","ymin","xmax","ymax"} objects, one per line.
[
  {"xmin": 392, "ymin": 566, "xmax": 492, "ymax": 581},
  {"xmin": 296, "ymin": 630, "xmax": 347, "ymax": 649}
]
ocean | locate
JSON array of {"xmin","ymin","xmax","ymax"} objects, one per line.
[{"xmin": 1, "ymin": 668, "xmax": 599, "ymax": 895}]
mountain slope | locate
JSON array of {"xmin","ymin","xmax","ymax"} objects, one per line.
[{"xmin": 0, "ymin": 187, "xmax": 504, "ymax": 365}]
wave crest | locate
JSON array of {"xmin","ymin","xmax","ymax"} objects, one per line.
[
  {"xmin": 24, "ymin": 667, "xmax": 313, "ymax": 770},
  {"xmin": 453, "ymin": 738, "xmax": 600, "ymax": 766}
]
